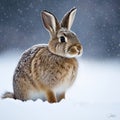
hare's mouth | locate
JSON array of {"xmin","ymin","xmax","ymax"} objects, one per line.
[{"xmin": 66, "ymin": 45, "xmax": 83, "ymax": 58}]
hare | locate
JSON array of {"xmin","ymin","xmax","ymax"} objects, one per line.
[{"xmin": 2, "ymin": 8, "xmax": 83, "ymax": 103}]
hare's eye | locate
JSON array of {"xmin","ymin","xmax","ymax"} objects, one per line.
[{"xmin": 59, "ymin": 36, "xmax": 66, "ymax": 43}]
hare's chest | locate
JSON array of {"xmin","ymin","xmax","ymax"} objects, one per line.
[{"xmin": 54, "ymin": 65, "xmax": 77, "ymax": 94}]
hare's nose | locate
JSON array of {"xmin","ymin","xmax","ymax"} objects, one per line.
[
  {"xmin": 67, "ymin": 44, "xmax": 83, "ymax": 56},
  {"xmin": 76, "ymin": 44, "xmax": 83, "ymax": 55}
]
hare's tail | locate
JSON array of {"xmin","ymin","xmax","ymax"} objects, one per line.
[{"xmin": 2, "ymin": 92, "xmax": 15, "ymax": 99}]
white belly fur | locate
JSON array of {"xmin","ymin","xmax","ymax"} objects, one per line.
[
  {"xmin": 28, "ymin": 82, "xmax": 69, "ymax": 101},
  {"xmin": 53, "ymin": 81, "xmax": 70, "ymax": 94},
  {"xmin": 28, "ymin": 90, "xmax": 46, "ymax": 101},
  {"xmin": 28, "ymin": 66, "xmax": 74, "ymax": 101}
]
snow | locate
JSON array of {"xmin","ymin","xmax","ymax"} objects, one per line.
[{"xmin": 0, "ymin": 51, "xmax": 120, "ymax": 120}]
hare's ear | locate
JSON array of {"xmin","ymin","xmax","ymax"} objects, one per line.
[
  {"xmin": 61, "ymin": 8, "xmax": 77, "ymax": 30},
  {"xmin": 41, "ymin": 10, "xmax": 59, "ymax": 34}
]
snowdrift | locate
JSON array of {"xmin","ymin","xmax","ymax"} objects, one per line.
[{"xmin": 0, "ymin": 51, "xmax": 120, "ymax": 120}]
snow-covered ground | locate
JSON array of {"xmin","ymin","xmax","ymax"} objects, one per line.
[{"xmin": 0, "ymin": 51, "xmax": 120, "ymax": 120}]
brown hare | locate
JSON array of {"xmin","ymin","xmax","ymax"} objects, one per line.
[{"xmin": 2, "ymin": 8, "xmax": 83, "ymax": 103}]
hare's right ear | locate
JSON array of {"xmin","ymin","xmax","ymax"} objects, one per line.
[
  {"xmin": 61, "ymin": 8, "xmax": 77, "ymax": 30},
  {"xmin": 41, "ymin": 10, "xmax": 59, "ymax": 34}
]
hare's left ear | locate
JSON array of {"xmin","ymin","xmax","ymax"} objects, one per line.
[
  {"xmin": 61, "ymin": 8, "xmax": 77, "ymax": 30},
  {"xmin": 41, "ymin": 10, "xmax": 59, "ymax": 34}
]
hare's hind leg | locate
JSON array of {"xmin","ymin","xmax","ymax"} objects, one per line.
[
  {"xmin": 57, "ymin": 92, "xmax": 65, "ymax": 102},
  {"xmin": 13, "ymin": 76, "xmax": 34, "ymax": 101}
]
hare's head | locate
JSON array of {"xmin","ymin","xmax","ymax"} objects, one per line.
[{"xmin": 41, "ymin": 8, "xmax": 83, "ymax": 58}]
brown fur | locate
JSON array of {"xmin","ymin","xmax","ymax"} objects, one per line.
[{"xmin": 2, "ymin": 8, "xmax": 83, "ymax": 103}]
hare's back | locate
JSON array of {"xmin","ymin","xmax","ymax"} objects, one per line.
[
  {"xmin": 14, "ymin": 44, "xmax": 48, "ymax": 74},
  {"xmin": 20, "ymin": 44, "xmax": 47, "ymax": 63}
]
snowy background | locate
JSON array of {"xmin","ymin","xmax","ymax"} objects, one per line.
[
  {"xmin": 0, "ymin": 51, "xmax": 120, "ymax": 120},
  {"xmin": 0, "ymin": 0, "xmax": 120, "ymax": 120},
  {"xmin": 0, "ymin": 0, "xmax": 120, "ymax": 58}
]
